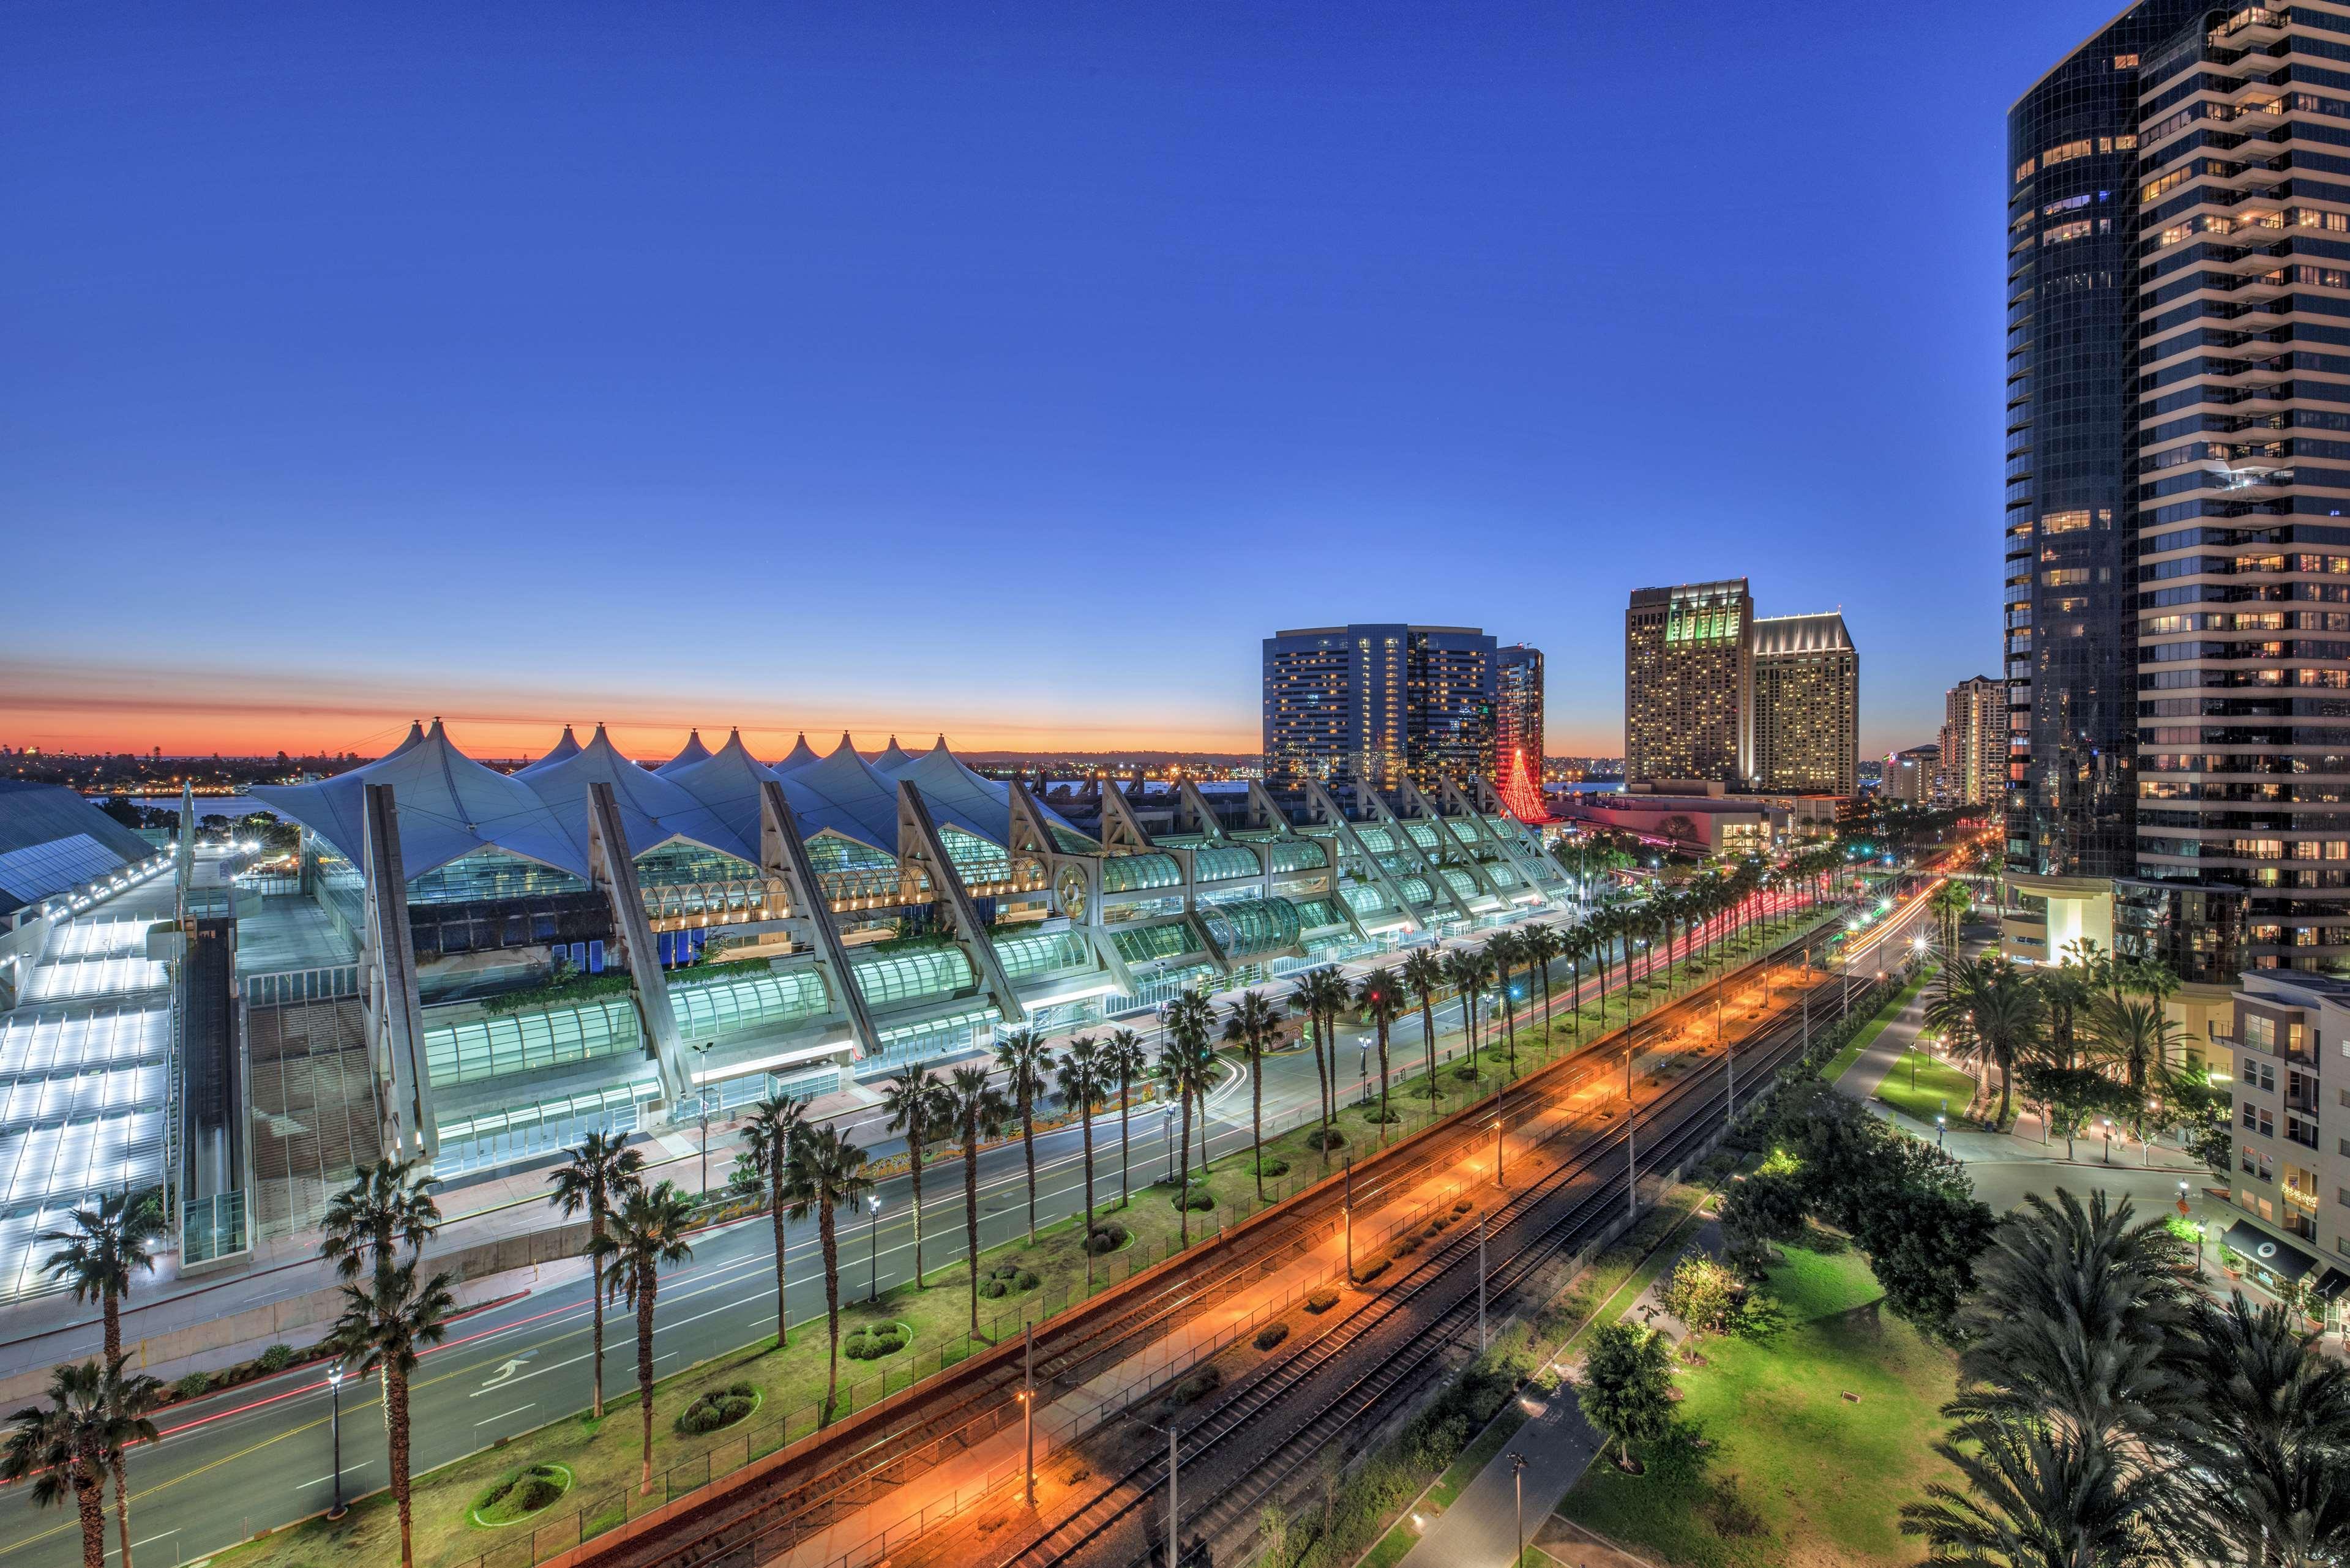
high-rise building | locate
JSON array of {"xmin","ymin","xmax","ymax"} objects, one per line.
[
  {"xmin": 1942, "ymin": 675, "xmax": 2004, "ymax": 807},
  {"xmin": 1262, "ymin": 624, "xmax": 1496, "ymax": 788},
  {"xmin": 1885, "ymin": 744, "xmax": 1943, "ymax": 805},
  {"xmin": 2013, "ymin": 4, "xmax": 2350, "ymax": 979},
  {"xmin": 1751, "ymin": 612, "xmax": 1859, "ymax": 796},
  {"xmin": 1494, "ymin": 643, "xmax": 1544, "ymax": 789},
  {"xmin": 1625, "ymin": 580, "xmax": 1753, "ymax": 787}
]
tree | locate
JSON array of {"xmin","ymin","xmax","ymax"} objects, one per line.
[
  {"xmin": 1854, "ymin": 1180, "xmax": 1996, "ymax": 1338},
  {"xmin": 318, "ymin": 1158, "xmax": 441, "ymax": 1283},
  {"xmin": 740, "ymin": 1095, "xmax": 805, "ymax": 1346},
  {"xmin": 326, "ymin": 1261, "xmax": 457, "ymax": 1566},
  {"xmin": 1442, "ymin": 948, "xmax": 1492, "ymax": 1081},
  {"xmin": 991, "ymin": 1029, "xmax": 1056, "ymax": 1244},
  {"xmin": 1519, "ymin": 924, "xmax": 1562, "ymax": 1047},
  {"xmin": 1718, "ymin": 1152, "xmax": 1808, "ymax": 1275},
  {"xmin": 36, "ymin": 1189, "xmax": 166, "ymax": 1367},
  {"xmin": 1484, "ymin": 930, "xmax": 1523, "ymax": 1076},
  {"xmin": 1287, "ymin": 967, "xmax": 1349, "ymax": 1164},
  {"xmin": 546, "ymin": 1131, "xmax": 646, "ymax": 1416},
  {"xmin": 2084, "ymin": 995, "xmax": 2185, "ymax": 1137},
  {"xmin": 936, "ymin": 1064, "xmax": 1011, "ymax": 1337},
  {"xmin": 1161, "ymin": 995, "xmax": 1218, "ymax": 1246},
  {"xmin": 2015, "ymin": 1060, "xmax": 2127, "ymax": 1160},
  {"xmin": 1901, "ymin": 1419, "xmax": 2172, "ymax": 1568},
  {"xmin": 1355, "ymin": 969, "xmax": 1403, "ymax": 1142},
  {"xmin": 1053, "ymin": 1038, "xmax": 1109, "ymax": 1281},
  {"xmin": 97, "ymin": 1361, "xmax": 162, "ymax": 1568},
  {"xmin": 1101, "ymin": 1029, "xmax": 1151, "ymax": 1207},
  {"xmin": 1400, "ymin": 949, "xmax": 1446, "ymax": 1105},
  {"xmin": 878, "ymin": 1072, "xmax": 941, "ymax": 1286},
  {"xmin": 1578, "ymin": 1321, "xmax": 1674, "ymax": 1470},
  {"xmin": 1929, "ymin": 879, "xmax": 1972, "ymax": 956},
  {"xmin": 782, "ymin": 1126, "xmax": 874, "ymax": 1421},
  {"xmin": 1661, "ymin": 1255, "xmax": 1741, "ymax": 1338},
  {"xmin": 1924, "ymin": 955, "xmax": 2046, "ymax": 1128},
  {"xmin": 0, "ymin": 1363, "xmax": 118, "ymax": 1568},
  {"xmin": 1222, "ymin": 991, "xmax": 1282, "ymax": 1199},
  {"xmin": 2184, "ymin": 1291, "xmax": 2350, "ymax": 1567},
  {"xmin": 591, "ymin": 1181, "xmax": 695, "ymax": 1491}
]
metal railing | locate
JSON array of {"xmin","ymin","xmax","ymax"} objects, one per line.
[{"xmin": 244, "ymin": 964, "xmax": 362, "ymax": 1006}]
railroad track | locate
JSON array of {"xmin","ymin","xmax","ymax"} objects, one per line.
[{"xmin": 1004, "ymin": 975, "xmax": 1836, "ymax": 1568}]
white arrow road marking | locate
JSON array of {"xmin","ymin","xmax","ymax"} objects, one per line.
[{"xmin": 471, "ymin": 1354, "xmax": 534, "ymax": 1394}]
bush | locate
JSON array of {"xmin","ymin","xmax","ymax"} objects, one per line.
[
  {"xmin": 256, "ymin": 1344, "xmax": 296, "ymax": 1373},
  {"xmin": 1454, "ymin": 1066, "xmax": 1480, "ymax": 1081},
  {"xmin": 474, "ymin": 1462, "xmax": 571, "ymax": 1523},
  {"xmin": 1086, "ymin": 1220, "xmax": 1129, "ymax": 1255},
  {"xmin": 1254, "ymin": 1322, "xmax": 1290, "ymax": 1351},
  {"xmin": 979, "ymin": 1279, "xmax": 1009, "ymax": 1299},
  {"xmin": 1166, "ymin": 1365, "xmax": 1222, "ymax": 1406},
  {"xmin": 674, "ymin": 1389, "xmax": 757, "ymax": 1435},
  {"xmin": 1356, "ymin": 1258, "xmax": 1391, "ymax": 1282},
  {"xmin": 1305, "ymin": 1286, "xmax": 1341, "ymax": 1313},
  {"xmin": 1394, "ymin": 1234, "xmax": 1423, "ymax": 1256},
  {"xmin": 172, "ymin": 1372, "xmax": 212, "ymax": 1400},
  {"xmin": 1306, "ymin": 1127, "xmax": 1348, "ymax": 1151},
  {"xmin": 990, "ymin": 1263, "xmax": 1020, "ymax": 1280},
  {"xmin": 1452, "ymin": 1198, "xmax": 1474, "ymax": 1215},
  {"xmin": 844, "ymin": 1325, "xmax": 908, "ymax": 1361},
  {"xmin": 1172, "ymin": 1184, "xmax": 1216, "ymax": 1212},
  {"xmin": 1014, "ymin": 1270, "xmax": 1041, "ymax": 1291},
  {"xmin": 1255, "ymin": 1157, "xmax": 1290, "ymax": 1179}
]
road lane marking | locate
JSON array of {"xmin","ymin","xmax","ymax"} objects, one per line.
[{"xmin": 474, "ymin": 1405, "xmax": 534, "ymax": 1427}]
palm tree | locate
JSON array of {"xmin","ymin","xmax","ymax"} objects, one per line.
[
  {"xmin": 1160, "ymin": 996, "xmax": 1217, "ymax": 1246},
  {"xmin": 1399, "ymin": 948, "xmax": 1446, "ymax": 1107},
  {"xmin": 318, "ymin": 1158, "xmax": 440, "ymax": 1283},
  {"xmin": 2185, "ymin": 1290, "xmax": 2350, "ymax": 1567},
  {"xmin": 782, "ymin": 1127, "xmax": 874, "ymax": 1421},
  {"xmin": 1589, "ymin": 909, "xmax": 1620, "ymax": 1031},
  {"xmin": 1562, "ymin": 922, "xmax": 1592, "ymax": 1036},
  {"xmin": 878, "ymin": 1070, "xmax": 943, "ymax": 1286},
  {"xmin": 1165, "ymin": 991, "xmax": 1217, "ymax": 1172},
  {"xmin": 1355, "ymin": 969, "xmax": 1403, "ymax": 1142},
  {"xmin": 936, "ymin": 1065, "xmax": 1011, "ymax": 1337},
  {"xmin": 1, "ymin": 1363, "xmax": 118, "ymax": 1568},
  {"xmin": 546, "ymin": 1131, "xmax": 646, "ymax": 1417},
  {"xmin": 1901, "ymin": 1419, "xmax": 2172, "ymax": 1568},
  {"xmin": 1484, "ymin": 931, "xmax": 1523, "ymax": 1076},
  {"xmin": 36, "ymin": 1189, "xmax": 165, "ymax": 1368},
  {"xmin": 1930, "ymin": 879, "xmax": 1972, "ymax": 957},
  {"xmin": 1102, "ymin": 1029, "xmax": 1151, "ymax": 1207},
  {"xmin": 1924, "ymin": 954, "xmax": 2046, "ymax": 1128},
  {"xmin": 991, "ymin": 1029, "xmax": 1055, "ymax": 1244},
  {"xmin": 1519, "ymin": 924, "xmax": 1562, "ymax": 1048},
  {"xmin": 591, "ymin": 1182, "xmax": 695, "ymax": 1491},
  {"xmin": 2084, "ymin": 995, "xmax": 2184, "ymax": 1137},
  {"xmin": 1287, "ymin": 967, "xmax": 1349, "ymax": 1159},
  {"xmin": 739, "ymin": 1095, "xmax": 804, "ymax": 1345},
  {"xmin": 1443, "ymin": 948, "xmax": 1491, "ymax": 1081},
  {"xmin": 1054, "ymin": 1039, "xmax": 1110, "ymax": 1283},
  {"xmin": 1221, "ymin": 991, "xmax": 1282, "ymax": 1199},
  {"xmin": 326, "ymin": 1261, "xmax": 457, "ymax": 1566},
  {"xmin": 97, "ymin": 1361, "xmax": 162, "ymax": 1568}
]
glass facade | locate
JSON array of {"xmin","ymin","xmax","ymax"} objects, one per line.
[{"xmin": 1262, "ymin": 624, "xmax": 1497, "ymax": 787}]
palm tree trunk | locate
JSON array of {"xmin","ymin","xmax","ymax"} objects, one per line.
[
  {"xmin": 819, "ymin": 1209, "xmax": 840, "ymax": 1420},
  {"xmin": 1420, "ymin": 999, "xmax": 1437, "ymax": 1113},
  {"xmin": 1375, "ymin": 1018, "xmax": 1391, "ymax": 1144},
  {"xmin": 1250, "ymin": 1043, "xmax": 1265, "ymax": 1201},
  {"xmin": 1309, "ymin": 1015, "xmax": 1331, "ymax": 1170},
  {"xmin": 1501, "ymin": 984, "xmax": 1516, "ymax": 1077},
  {"xmin": 389, "ymin": 1364, "xmax": 416, "ymax": 1566},
  {"xmin": 1079, "ymin": 1111, "xmax": 1096, "ymax": 1261},
  {"xmin": 1176, "ymin": 1091, "xmax": 1194, "ymax": 1248},
  {"xmin": 635, "ymin": 1286, "xmax": 657, "ymax": 1492},
  {"xmin": 1020, "ymin": 1088, "xmax": 1038, "ymax": 1245},
  {"xmin": 961, "ymin": 1133, "xmax": 982, "ymax": 1338},
  {"xmin": 74, "ymin": 1466, "xmax": 104, "ymax": 1568},
  {"xmin": 1117, "ymin": 1070, "xmax": 1132, "ymax": 1208},
  {"xmin": 102, "ymin": 1298, "xmax": 121, "ymax": 1372},
  {"xmin": 1568, "ymin": 952, "xmax": 1581, "ymax": 1036},
  {"xmin": 590, "ymin": 1211, "xmax": 608, "ymax": 1416},
  {"xmin": 769, "ymin": 1173, "xmax": 790, "ymax": 1345},
  {"xmin": 109, "ymin": 1455, "xmax": 132, "ymax": 1568}
]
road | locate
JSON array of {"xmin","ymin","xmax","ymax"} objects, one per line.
[{"xmin": 0, "ymin": 887, "xmax": 1850, "ymax": 1568}]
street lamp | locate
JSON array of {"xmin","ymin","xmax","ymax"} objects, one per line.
[
  {"xmin": 867, "ymin": 1194, "xmax": 883, "ymax": 1303},
  {"xmin": 691, "ymin": 1041, "xmax": 714, "ymax": 1192},
  {"xmin": 326, "ymin": 1366, "xmax": 347, "ymax": 1520},
  {"xmin": 1162, "ymin": 1108, "xmax": 1176, "ymax": 1183},
  {"xmin": 2101, "ymin": 1118, "xmax": 2114, "ymax": 1165},
  {"xmin": 1513, "ymin": 1451, "xmax": 1529, "ymax": 1567},
  {"xmin": 1935, "ymin": 1113, "xmax": 1946, "ymax": 1149}
]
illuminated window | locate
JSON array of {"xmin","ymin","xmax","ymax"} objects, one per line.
[
  {"xmin": 2043, "ymin": 220, "xmax": 2092, "ymax": 246},
  {"xmin": 2115, "ymin": 53, "xmax": 2138, "ymax": 69},
  {"xmin": 2044, "ymin": 138, "xmax": 2095, "ymax": 170},
  {"xmin": 2041, "ymin": 509, "xmax": 2091, "ymax": 533}
]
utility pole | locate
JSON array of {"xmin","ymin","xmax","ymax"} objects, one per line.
[
  {"xmin": 1022, "ymin": 1323, "xmax": 1036, "ymax": 1508},
  {"xmin": 1161, "ymin": 1422, "xmax": 1181, "ymax": 1567},
  {"xmin": 1625, "ymin": 1038, "xmax": 1638, "ymax": 1222},
  {"xmin": 1513, "ymin": 1452, "xmax": 1528, "ymax": 1567},
  {"xmin": 1478, "ymin": 1214, "xmax": 1488, "ymax": 1354},
  {"xmin": 1342, "ymin": 1156, "xmax": 1354, "ymax": 1280}
]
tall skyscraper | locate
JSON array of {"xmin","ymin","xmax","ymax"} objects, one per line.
[
  {"xmin": 1942, "ymin": 675, "xmax": 2004, "ymax": 807},
  {"xmin": 1494, "ymin": 643, "xmax": 1545, "ymax": 786},
  {"xmin": 1262, "ymin": 624, "xmax": 1496, "ymax": 787},
  {"xmin": 1625, "ymin": 580, "xmax": 1753, "ymax": 786},
  {"xmin": 1752, "ymin": 612, "xmax": 1859, "ymax": 796}
]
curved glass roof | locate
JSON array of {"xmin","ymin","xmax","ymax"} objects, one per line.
[
  {"xmin": 250, "ymin": 720, "xmax": 594, "ymax": 881},
  {"xmin": 851, "ymin": 945, "xmax": 975, "ymax": 1007},
  {"xmin": 1290, "ymin": 895, "xmax": 1349, "ymax": 930},
  {"xmin": 1194, "ymin": 845, "xmax": 1262, "ymax": 882},
  {"xmin": 1267, "ymin": 838, "xmax": 1328, "ymax": 873},
  {"xmin": 670, "ymin": 968, "xmax": 829, "ymax": 1039},
  {"xmin": 992, "ymin": 930, "xmax": 1093, "ymax": 978},
  {"xmin": 1112, "ymin": 920, "xmax": 1200, "ymax": 965},
  {"xmin": 1199, "ymin": 897, "xmax": 1303, "ymax": 958},
  {"xmin": 1102, "ymin": 853, "xmax": 1183, "ymax": 893}
]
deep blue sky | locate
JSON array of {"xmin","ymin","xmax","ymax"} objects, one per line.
[{"xmin": 1, "ymin": 2, "xmax": 2109, "ymax": 760}]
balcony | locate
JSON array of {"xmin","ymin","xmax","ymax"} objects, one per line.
[
  {"xmin": 2214, "ymin": 1029, "xmax": 2313, "ymax": 1064},
  {"xmin": 2211, "ymin": 7, "xmax": 2288, "ymax": 47}
]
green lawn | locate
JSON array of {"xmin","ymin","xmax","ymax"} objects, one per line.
[
  {"xmin": 1821, "ymin": 966, "xmax": 1936, "ymax": 1086},
  {"xmin": 1873, "ymin": 1050, "xmax": 1977, "ymax": 1128},
  {"xmin": 1557, "ymin": 1242, "xmax": 1957, "ymax": 1568}
]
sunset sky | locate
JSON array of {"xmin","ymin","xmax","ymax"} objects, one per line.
[{"xmin": 2, "ymin": 2, "xmax": 2105, "ymax": 761}]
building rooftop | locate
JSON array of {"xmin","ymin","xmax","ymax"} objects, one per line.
[
  {"xmin": 0, "ymin": 781, "xmax": 163, "ymax": 921},
  {"xmin": 1751, "ymin": 611, "xmax": 1854, "ymax": 657}
]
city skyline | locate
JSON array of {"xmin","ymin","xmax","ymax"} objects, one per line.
[{"xmin": 1, "ymin": 2, "xmax": 2115, "ymax": 762}]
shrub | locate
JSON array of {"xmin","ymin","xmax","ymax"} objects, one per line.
[
  {"xmin": 1305, "ymin": 1286, "xmax": 1341, "ymax": 1313},
  {"xmin": 1393, "ymin": 1235, "xmax": 1423, "ymax": 1256},
  {"xmin": 172, "ymin": 1372, "xmax": 212, "ymax": 1401},
  {"xmin": 674, "ymin": 1389, "xmax": 757, "ymax": 1435},
  {"xmin": 990, "ymin": 1263, "xmax": 1020, "ymax": 1280},
  {"xmin": 1254, "ymin": 1322, "xmax": 1290, "ymax": 1351},
  {"xmin": 1014, "ymin": 1270, "xmax": 1041, "ymax": 1291},
  {"xmin": 1454, "ymin": 1066, "xmax": 1480, "ymax": 1081},
  {"xmin": 1085, "ymin": 1221, "xmax": 1129, "ymax": 1255},
  {"xmin": 1166, "ymin": 1365, "xmax": 1222, "ymax": 1406},
  {"xmin": 844, "ymin": 1326, "xmax": 908, "ymax": 1361},
  {"xmin": 1255, "ymin": 1157, "xmax": 1290, "ymax": 1179},
  {"xmin": 1172, "ymin": 1185, "xmax": 1216, "ymax": 1212},
  {"xmin": 475, "ymin": 1462, "xmax": 572, "ymax": 1522},
  {"xmin": 1452, "ymin": 1198, "xmax": 1474, "ymax": 1214},
  {"xmin": 1356, "ymin": 1258, "xmax": 1391, "ymax": 1282},
  {"xmin": 1306, "ymin": 1127, "xmax": 1348, "ymax": 1151},
  {"xmin": 979, "ymin": 1279, "xmax": 1009, "ymax": 1299},
  {"xmin": 255, "ymin": 1344, "xmax": 296, "ymax": 1373}
]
